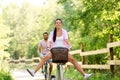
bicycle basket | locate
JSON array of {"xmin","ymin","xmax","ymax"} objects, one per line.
[{"xmin": 50, "ymin": 47, "xmax": 69, "ymax": 63}]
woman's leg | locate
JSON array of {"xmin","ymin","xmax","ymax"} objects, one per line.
[
  {"xmin": 34, "ymin": 53, "xmax": 52, "ymax": 73},
  {"xmin": 68, "ymin": 53, "xmax": 85, "ymax": 76}
]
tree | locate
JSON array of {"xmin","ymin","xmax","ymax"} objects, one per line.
[
  {"xmin": 1, "ymin": 0, "xmax": 64, "ymax": 58},
  {"xmin": 57, "ymin": 0, "xmax": 120, "ymax": 63},
  {"xmin": 0, "ymin": 17, "xmax": 11, "ymax": 60}
]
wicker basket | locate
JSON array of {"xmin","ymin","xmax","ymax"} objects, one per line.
[{"xmin": 50, "ymin": 47, "xmax": 69, "ymax": 63}]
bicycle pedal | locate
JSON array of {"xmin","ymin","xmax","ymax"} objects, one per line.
[{"xmin": 51, "ymin": 75, "xmax": 55, "ymax": 78}]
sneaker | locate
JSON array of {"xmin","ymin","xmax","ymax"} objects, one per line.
[
  {"xmin": 51, "ymin": 75, "xmax": 55, "ymax": 80},
  {"xmin": 84, "ymin": 73, "xmax": 92, "ymax": 80},
  {"xmin": 26, "ymin": 69, "xmax": 35, "ymax": 77}
]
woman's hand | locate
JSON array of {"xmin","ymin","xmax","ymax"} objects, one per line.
[{"xmin": 68, "ymin": 45, "xmax": 72, "ymax": 50}]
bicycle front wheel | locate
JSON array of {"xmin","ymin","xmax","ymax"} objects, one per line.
[
  {"xmin": 44, "ymin": 63, "xmax": 49, "ymax": 80},
  {"xmin": 56, "ymin": 63, "xmax": 64, "ymax": 80}
]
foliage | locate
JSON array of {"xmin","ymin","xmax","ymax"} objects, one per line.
[
  {"xmin": 58, "ymin": 0, "xmax": 120, "ymax": 49},
  {"xmin": 0, "ymin": 0, "xmax": 119, "ymax": 64},
  {"xmin": 0, "ymin": 70, "xmax": 13, "ymax": 80},
  {"xmin": 0, "ymin": 0, "xmax": 120, "ymax": 79},
  {"xmin": 0, "ymin": 0, "xmax": 63, "ymax": 59},
  {"xmin": 0, "ymin": 20, "xmax": 11, "ymax": 60},
  {"xmin": 0, "ymin": 60, "xmax": 13, "ymax": 80},
  {"xmin": 57, "ymin": 0, "xmax": 120, "ymax": 64}
]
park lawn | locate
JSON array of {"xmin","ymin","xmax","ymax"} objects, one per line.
[{"xmin": 64, "ymin": 67, "xmax": 120, "ymax": 80}]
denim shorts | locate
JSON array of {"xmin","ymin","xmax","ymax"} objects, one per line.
[{"xmin": 40, "ymin": 53, "xmax": 52, "ymax": 62}]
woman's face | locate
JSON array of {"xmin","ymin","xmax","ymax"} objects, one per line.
[{"xmin": 55, "ymin": 20, "xmax": 62, "ymax": 29}]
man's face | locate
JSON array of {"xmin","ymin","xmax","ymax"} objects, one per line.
[{"xmin": 43, "ymin": 34, "xmax": 48, "ymax": 40}]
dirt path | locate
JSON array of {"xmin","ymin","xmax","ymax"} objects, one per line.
[{"xmin": 11, "ymin": 69, "xmax": 45, "ymax": 80}]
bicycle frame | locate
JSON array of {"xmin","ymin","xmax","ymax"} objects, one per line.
[{"xmin": 43, "ymin": 61, "xmax": 65, "ymax": 80}]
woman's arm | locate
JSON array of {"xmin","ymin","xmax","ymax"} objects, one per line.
[
  {"xmin": 65, "ymin": 39, "xmax": 72, "ymax": 49},
  {"xmin": 63, "ymin": 29, "xmax": 72, "ymax": 49}
]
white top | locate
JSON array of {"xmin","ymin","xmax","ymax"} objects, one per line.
[
  {"xmin": 52, "ymin": 35, "xmax": 65, "ymax": 48},
  {"xmin": 48, "ymin": 29, "xmax": 69, "ymax": 48}
]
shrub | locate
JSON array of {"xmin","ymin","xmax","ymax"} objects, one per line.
[
  {"xmin": 0, "ymin": 60, "xmax": 13, "ymax": 80},
  {"xmin": 0, "ymin": 70, "xmax": 13, "ymax": 80}
]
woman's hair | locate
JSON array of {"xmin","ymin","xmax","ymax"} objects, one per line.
[{"xmin": 53, "ymin": 18, "xmax": 62, "ymax": 42}]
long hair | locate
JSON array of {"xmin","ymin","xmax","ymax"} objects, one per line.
[{"xmin": 53, "ymin": 18, "xmax": 62, "ymax": 42}]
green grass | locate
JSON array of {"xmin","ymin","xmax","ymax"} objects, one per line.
[
  {"xmin": 0, "ymin": 70, "xmax": 13, "ymax": 80},
  {"xmin": 0, "ymin": 60, "xmax": 13, "ymax": 80},
  {"xmin": 64, "ymin": 66, "xmax": 120, "ymax": 80}
]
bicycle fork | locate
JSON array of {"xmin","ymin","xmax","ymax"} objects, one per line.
[{"xmin": 56, "ymin": 63, "xmax": 64, "ymax": 80}]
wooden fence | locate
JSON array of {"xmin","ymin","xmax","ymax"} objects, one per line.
[
  {"xmin": 68, "ymin": 41, "xmax": 120, "ymax": 74},
  {"xmin": 8, "ymin": 41, "xmax": 120, "ymax": 74}
]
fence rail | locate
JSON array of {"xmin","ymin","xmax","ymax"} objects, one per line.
[
  {"xmin": 107, "ymin": 41, "xmax": 120, "ymax": 48},
  {"xmin": 8, "ymin": 41, "xmax": 120, "ymax": 74},
  {"xmin": 107, "ymin": 60, "xmax": 120, "ymax": 65},
  {"xmin": 80, "ymin": 48, "xmax": 109, "ymax": 56}
]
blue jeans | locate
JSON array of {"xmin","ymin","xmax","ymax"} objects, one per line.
[{"xmin": 40, "ymin": 53, "xmax": 52, "ymax": 62}]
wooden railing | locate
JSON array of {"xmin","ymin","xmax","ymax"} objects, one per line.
[
  {"xmin": 67, "ymin": 41, "xmax": 120, "ymax": 74},
  {"xmin": 8, "ymin": 41, "xmax": 120, "ymax": 74}
]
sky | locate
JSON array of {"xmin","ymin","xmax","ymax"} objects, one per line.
[
  {"xmin": 0, "ymin": 0, "xmax": 48, "ymax": 14},
  {"xmin": 1, "ymin": 0, "xmax": 48, "ymax": 7}
]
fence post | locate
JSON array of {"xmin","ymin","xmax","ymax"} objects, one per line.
[
  {"xmin": 109, "ymin": 34, "xmax": 114, "ymax": 75},
  {"xmin": 81, "ymin": 43, "xmax": 85, "ymax": 64}
]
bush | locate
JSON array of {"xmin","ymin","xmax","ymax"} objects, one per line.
[
  {"xmin": 0, "ymin": 70, "xmax": 13, "ymax": 80},
  {"xmin": 0, "ymin": 60, "xmax": 13, "ymax": 80}
]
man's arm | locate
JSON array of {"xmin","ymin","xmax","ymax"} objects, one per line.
[{"xmin": 37, "ymin": 45, "xmax": 41, "ymax": 57}]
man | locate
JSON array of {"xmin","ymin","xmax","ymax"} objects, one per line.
[{"xmin": 37, "ymin": 32, "xmax": 53, "ymax": 75}]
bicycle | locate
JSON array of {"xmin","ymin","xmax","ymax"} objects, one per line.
[
  {"xmin": 41, "ymin": 53, "xmax": 52, "ymax": 80},
  {"xmin": 42, "ymin": 61, "xmax": 49, "ymax": 80},
  {"xmin": 50, "ymin": 47, "xmax": 69, "ymax": 80}
]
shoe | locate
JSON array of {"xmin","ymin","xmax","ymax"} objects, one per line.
[
  {"xmin": 84, "ymin": 73, "xmax": 92, "ymax": 80},
  {"xmin": 26, "ymin": 69, "xmax": 35, "ymax": 77},
  {"xmin": 51, "ymin": 75, "xmax": 55, "ymax": 80}
]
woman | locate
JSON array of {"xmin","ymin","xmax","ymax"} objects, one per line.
[{"xmin": 27, "ymin": 18, "xmax": 92, "ymax": 80}]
